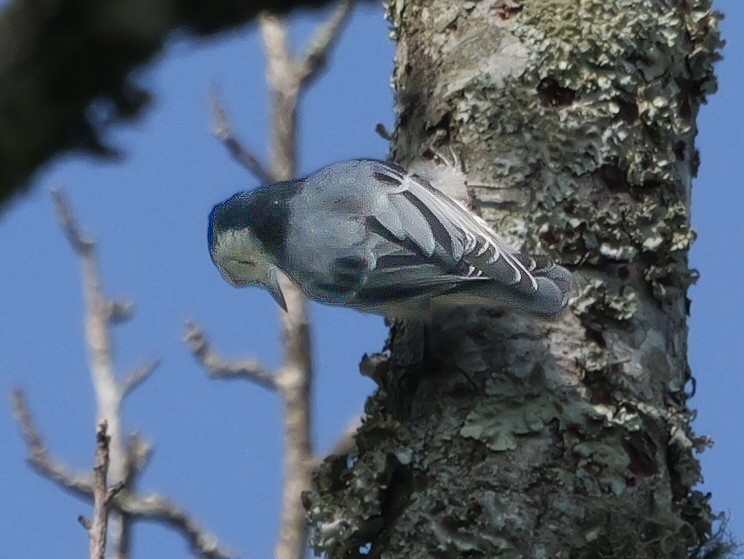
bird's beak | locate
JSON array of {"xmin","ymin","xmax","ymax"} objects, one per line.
[{"xmin": 267, "ymin": 271, "xmax": 288, "ymax": 312}]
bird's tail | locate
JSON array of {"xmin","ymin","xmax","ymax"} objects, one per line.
[{"xmin": 512, "ymin": 254, "xmax": 573, "ymax": 317}]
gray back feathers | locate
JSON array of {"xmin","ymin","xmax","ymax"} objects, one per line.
[{"xmin": 278, "ymin": 159, "xmax": 572, "ymax": 317}]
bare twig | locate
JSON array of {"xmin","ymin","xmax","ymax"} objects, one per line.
[
  {"xmin": 51, "ymin": 188, "xmax": 94, "ymax": 254},
  {"xmin": 120, "ymin": 359, "xmax": 160, "ymax": 397},
  {"xmin": 11, "ymin": 388, "xmax": 234, "ymax": 559},
  {"xmin": 200, "ymin": 5, "xmax": 354, "ymax": 559},
  {"xmin": 184, "ymin": 322, "xmax": 277, "ymax": 390},
  {"xmin": 264, "ymin": 6, "xmax": 352, "ymax": 559},
  {"xmin": 112, "ymin": 491, "xmax": 235, "ymax": 559},
  {"xmin": 260, "ymin": 15, "xmax": 294, "ymax": 97},
  {"xmin": 107, "ymin": 482, "xmax": 126, "ymax": 504},
  {"xmin": 209, "ymin": 91, "xmax": 275, "ymax": 184},
  {"xmin": 125, "ymin": 433, "xmax": 154, "ymax": 475},
  {"xmin": 296, "ymin": 0, "xmax": 353, "ymax": 85},
  {"xmin": 12, "ymin": 190, "xmax": 232, "ymax": 559},
  {"xmin": 52, "ymin": 188, "xmax": 131, "ymax": 555},
  {"xmin": 261, "ymin": 4, "xmax": 352, "ymax": 556},
  {"xmin": 260, "ymin": 14, "xmax": 315, "ymax": 559},
  {"xmin": 52, "ymin": 189, "xmax": 125, "ymax": 465},
  {"xmin": 11, "ymin": 389, "xmax": 94, "ymax": 500},
  {"xmin": 85, "ymin": 421, "xmax": 112, "ymax": 559}
]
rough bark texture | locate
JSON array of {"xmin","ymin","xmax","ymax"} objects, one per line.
[
  {"xmin": 0, "ymin": 0, "xmax": 366, "ymax": 211},
  {"xmin": 306, "ymin": 1, "xmax": 722, "ymax": 558}
]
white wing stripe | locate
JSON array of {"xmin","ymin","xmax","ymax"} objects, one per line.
[{"xmin": 371, "ymin": 161, "xmax": 541, "ymax": 294}]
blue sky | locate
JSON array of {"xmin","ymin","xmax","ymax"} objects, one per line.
[{"xmin": 0, "ymin": 2, "xmax": 741, "ymax": 557}]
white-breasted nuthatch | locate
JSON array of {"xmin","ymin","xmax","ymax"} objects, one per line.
[{"xmin": 208, "ymin": 159, "xmax": 572, "ymax": 318}]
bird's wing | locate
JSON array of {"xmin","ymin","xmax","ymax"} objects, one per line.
[{"xmin": 362, "ymin": 160, "xmax": 540, "ymax": 295}]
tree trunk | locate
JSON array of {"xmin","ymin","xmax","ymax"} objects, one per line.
[{"xmin": 306, "ymin": 1, "xmax": 722, "ymax": 557}]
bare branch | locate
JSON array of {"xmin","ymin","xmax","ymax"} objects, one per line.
[
  {"xmin": 11, "ymin": 388, "xmax": 44, "ymax": 457},
  {"xmin": 112, "ymin": 491, "xmax": 236, "ymax": 559},
  {"xmin": 296, "ymin": 1, "xmax": 353, "ymax": 85},
  {"xmin": 12, "ymin": 389, "xmax": 234, "ymax": 559},
  {"xmin": 258, "ymin": 7, "xmax": 346, "ymax": 557},
  {"xmin": 209, "ymin": 91, "xmax": 274, "ymax": 184},
  {"xmin": 36, "ymin": 190, "xmax": 235, "ymax": 558},
  {"xmin": 53, "ymin": 187, "xmax": 137, "ymax": 556},
  {"xmin": 260, "ymin": 14, "xmax": 293, "ymax": 96},
  {"xmin": 125, "ymin": 433, "xmax": 154, "ymax": 475},
  {"xmin": 120, "ymin": 359, "xmax": 160, "ymax": 397},
  {"xmin": 106, "ymin": 482, "xmax": 126, "ymax": 505},
  {"xmin": 262, "ymin": 15, "xmax": 317, "ymax": 555},
  {"xmin": 196, "ymin": 7, "xmax": 353, "ymax": 558},
  {"xmin": 11, "ymin": 389, "xmax": 94, "ymax": 500},
  {"xmin": 51, "ymin": 188, "xmax": 94, "ymax": 255},
  {"xmin": 185, "ymin": 322, "xmax": 277, "ymax": 390},
  {"xmin": 52, "ymin": 189, "xmax": 129, "ymax": 528},
  {"xmin": 87, "ymin": 421, "xmax": 112, "ymax": 559}
]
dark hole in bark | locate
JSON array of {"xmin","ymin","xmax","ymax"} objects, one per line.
[
  {"xmin": 615, "ymin": 98, "xmax": 640, "ymax": 123},
  {"xmin": 585, "ymin": 327, "xmax": 606, "ymax": 348},
  {"xmin": 595, "ymin": 163, "xmax": 631, "ymax": 191},
  {"xmin": 623, "ymin": 431, "xmax": 660, "ymax": 477},
  {"xmin": 537, "ymin": 77, "xmax": 576, "ymax": 108},
  {"xmin": 492, "ymin": 1, "xmax": 523, "ymax": 19},
  {"xmin": 679, "ymin": 95, "xmax": 692, "ymax": 120}
]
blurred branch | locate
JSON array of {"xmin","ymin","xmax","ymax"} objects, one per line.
[
  {"xmin": 296, "ymin": 1, "xmax": 353, "ymax": 85},
  {"xmin": 209, "ymin": 92, "xmax": 275, "ymax": 184},
  {"xmin": 12, "ymin": 190, "xmax": 233, "ymax": 559},
  {"xmin": 12, "ymin": 390, "xmax": 235, "ymax": 559},
  {"xmin": 52, "ymin": 187, "xmax": 132, "ymax": 556},
  {"xmin": 196, "ymin": 5, "xmax": 354, "ymax": 559},
  {"xmin": 11, "ymin": 389, "xmax": 94, "ymax": 500},
  {"xmin": 185, "ymin": 322, "xmax": 277, "ymax": 390},
  {"xmin": 0, "ymin": 0, "xmax": 349, "ymax": 211},
  {"xmin": 125, "ymin": 434, "xmax": 154, "ymax": 476},
  {"xmin": 51, "ymin": 188, "xmax": 94, "ymax": 254},
  {"xmin": 120, "ymin": 359, "xmax": 160, "ymax": 397},
  {"xmin": 263, "ymin": 6, "xmax": 351, "ymax": 558},
  {"xmin": 112, "ymin": 491, "xmax": 235, "ymax": 559}
]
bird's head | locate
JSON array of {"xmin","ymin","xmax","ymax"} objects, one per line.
[{"xmin": 208, "ymin": 194, "xmax": 287, "ymax": 311}]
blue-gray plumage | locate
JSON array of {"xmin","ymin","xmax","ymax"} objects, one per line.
[{"xmin": 208, "ymin": 159, "xmax": 572, "ymax": 318}]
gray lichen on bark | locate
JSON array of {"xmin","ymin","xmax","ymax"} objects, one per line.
[{"xmin": 305, "ymin": 1, "xmax": 722, "ymax": 558}]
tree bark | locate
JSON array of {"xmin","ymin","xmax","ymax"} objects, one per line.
[{"xmin": 306, "ymin": 1, "xmax": 722, "ymax": 558}]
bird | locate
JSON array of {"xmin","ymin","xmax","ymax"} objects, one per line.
[{"xmin": 208, "ymin": 159, "xmax": 572, "ymax": 319}]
